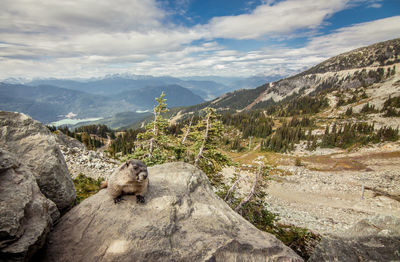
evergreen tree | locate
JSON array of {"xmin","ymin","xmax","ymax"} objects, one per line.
[
  {"xmin": 134, "ymin": 92, "xmax": 172, "ymax": 165},
  {"xmin": 231, "ymin": 136, "xmax": 243, "ymax": 151},
  {"xmin": 81, "ymin": 132, "xmax": 90, "ymax": 148},
  {"xmin": 189, "ymin": 107, "xmax": 229, "ymax": 183},
  {"xmin": 345, "ymin": 107, "xmax": 353, "ymax": 116}
]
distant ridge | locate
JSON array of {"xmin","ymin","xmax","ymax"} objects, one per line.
[
  {"xmin": 0, "ymin": 82, "xmax": 204, "ymax": 123},
  {"xmin": 176, "ymin": 38, "xmax": 400, "ymax": 114}
]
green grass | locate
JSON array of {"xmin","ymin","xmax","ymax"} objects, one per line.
[
  {"xmin": 274, "ymin": 224, "xmax": 321, "ymax": 260},
  {"xmin": 73, "ymin": 173, "xmax": 105, "ymax": 205}
]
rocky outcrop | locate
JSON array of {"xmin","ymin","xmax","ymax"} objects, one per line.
[
  {"xmin": 54, "ymin": 130, "xmax": 85, "ymax": 151},
  {"xmin": 40, "ymin": 162, "xmax": 302, "ymax": 262},
  {"xmin": 0, "ymin": 149, "xmax": 58, "ymax": 262},
  {"xmin": 58, "ymin": 139, "xmax": 119, "ymax": 180},
  {"xmin": 309, "ymin": 215, "xmax": 400, "ymax": 261},
  {"xmin": 0, "ymin": 111, "xmax": 76, "ymax": 211}
]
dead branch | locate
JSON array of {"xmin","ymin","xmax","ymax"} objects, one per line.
[
  {"xmin": 181, "ymin": 115, "xmax": 194, "ymax": 145},
  {"xmin": 234, "ymin": 165, "xmax": 263, "ymax": 213},
  {"xmin": 224, "ymin": 169, "xmax": 244, "ymax": 201},
  {"xmin": 194, "ymin": 113, "xmax": 210, "ymax": 166}
]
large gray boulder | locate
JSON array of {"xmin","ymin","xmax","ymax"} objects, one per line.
[
  {"xmin": 41, "ymin": 162, "xmax": 302, "ymax": 262},
  {"xmin": 0, "ymin": 111, "xmax": 76, "ymax": 211},
  {"xmin": 0, "ymin": 148, "xmax": 58, "ymax": 262},
  {"xmin": 54, "ymin": 130, "xmax": 85, "ymax": 151},
  {"xmin": 309, "ymin": 215, "xmax": 400, "ymax": 261}
]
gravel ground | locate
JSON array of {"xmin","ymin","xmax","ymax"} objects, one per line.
[
  {"xmin": 265, "ymin": 166, "xmax": 400, "ymax": 236},
  {"xmin": 221, "ymin": 142, "xmax": 400, "ymax": 236}
]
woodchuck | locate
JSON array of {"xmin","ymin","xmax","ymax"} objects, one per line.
[{"xmin": 101, "ymin": 159, "xmax": 149, "ymax": 204}]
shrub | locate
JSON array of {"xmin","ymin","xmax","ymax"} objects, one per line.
[
  {"xmin": 295, "ymin": 157, "xmax": 302, "ymax": 166},
  {"xmin": 73, "ymin": 174, "xmax": 104, "ymax": 205}
]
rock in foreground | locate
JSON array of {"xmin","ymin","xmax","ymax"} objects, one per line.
[
  {"xmin": 0, "ymin": 111, "xmax": 76, "ymax": 211},
  {"xmin": 309, "ymin": 215, "xmax": 400, "ymax": 261},
  {"xmin": 0, "ymin": 149, "xmax": 57, "ymax": 262},
  {"xmin": 41, "ymin": 162, "xmax": 302, "ymax": 262}
]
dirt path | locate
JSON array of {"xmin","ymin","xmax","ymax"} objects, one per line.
[
  {"xmin": 99, "ymin": 135, "xmax": 112, "ymax": 152},
  {"xmin": 239, "ymin": 143, "xmax": 260, "ymax": 159}
]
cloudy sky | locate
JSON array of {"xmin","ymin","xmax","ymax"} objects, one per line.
[{"xmin": 1, "ymin": 0, "xmax": 399, "ymax": 80}]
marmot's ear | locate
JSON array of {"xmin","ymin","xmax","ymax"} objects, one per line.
[{"xmin": 125, "ymin": 161, "xmax": 130, "ymax": 167}]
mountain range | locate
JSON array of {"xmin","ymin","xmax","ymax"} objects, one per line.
[
  {"xmin": 9, "ymin": 74, "xmax": 283, "ymax": 101},
  {"xmin": 2, "ymin": 38, "xmax": 399, "ymax": 128},
  {"xmin": 0, "ymin": 73, "xmax": 283, "ymax": 125},
  {"xmin": 0, "ymin": 83, "xmax": 203, "ymax": 123}
]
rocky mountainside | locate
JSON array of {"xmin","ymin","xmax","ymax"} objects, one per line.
[
  {"xmin": 300, "ymin": 38, "xmax": 400, "ymax": 75},
  {"xmin": 177, "ymin": 38, "xmax": 400, "ymax": 115}
]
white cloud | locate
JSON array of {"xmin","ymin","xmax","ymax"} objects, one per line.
[
  {"xmin": 365, "ymin": 0, "xmax": 383, "ymax": 8},
  {"xmin": 141, "ymin": 16, "xmax": 400, "ymax": 78},
  {"xmin": 368, "ymin": 3, "xmax": 382, "ymax": 8},
  {"xmin": 206, "ymin": 0, "xmax": 351, "ymax": 39},
  {"xmin": 305, "ymin": 16, "xmax": 400, "ymax": 56},
  {"xmin": 0, "ymin": 0, "xmax": 397, "ymax": 80},
  {"xmin": 0, "ymin": 0, "xmax": 164, "ymax": 34}
]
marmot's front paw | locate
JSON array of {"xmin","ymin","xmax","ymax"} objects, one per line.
[
  {"xmin": 136, "ymin": 195, "xmax": 145, "ymax": 204},
  {"xmin": 114, "ymin": 196, "xmax": 124, "ymax": 204}
]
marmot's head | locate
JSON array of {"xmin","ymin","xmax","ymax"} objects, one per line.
[{"xmin": 123, "ymin": 159, "xmax": 148, "ymax": 183}]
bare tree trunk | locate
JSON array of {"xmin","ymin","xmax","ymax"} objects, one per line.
[
  {"xmin": 152, "ymin": 110, "xmax": 158, "ymax": 136},
  {"xmin": 181, "ymin": 115, "xmax": 194, "ymax": 145},
  {"xmin": 224, "ymin": 169, "xmax": 243, "ymax": 201},
  {"xmin": 234, "ymin": 165, "xmax": 263, "ymax": 213},
  {"xmin": 194, "ymin": 114, "xmax": 210, "ymax": 166},
  {"xmin": 149, "ymin": 110, "xmax": 158, "ymax": 158},
  {"xmin": 149, "ymin": 138, "xmax": 154, "ymax": 157}
]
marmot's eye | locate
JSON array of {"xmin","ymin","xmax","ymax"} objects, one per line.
[{"xmin": 133, "ymin": 165, "xmax": 139, "ymax": 170}]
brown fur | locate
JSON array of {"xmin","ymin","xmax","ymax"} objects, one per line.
[{"xmin": 103, "ymin": 159, "xmax": 149, "ymax": 203}]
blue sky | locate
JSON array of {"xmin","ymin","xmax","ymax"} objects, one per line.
[{"xmin": 0, "ymin": 0, "xmax": 399, "ymax": 80}]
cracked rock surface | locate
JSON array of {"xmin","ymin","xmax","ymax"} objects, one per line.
[
  {"xmin": 0, "ymin": 111, "xmax": 76, "ymax": 212},
  {"xmin": 40, "ymin": 162, "xmax": 302, "ymax": 262},
  {"xmin": 0, "ymin": 148, "xmax": 57, "ymax": 262}
]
